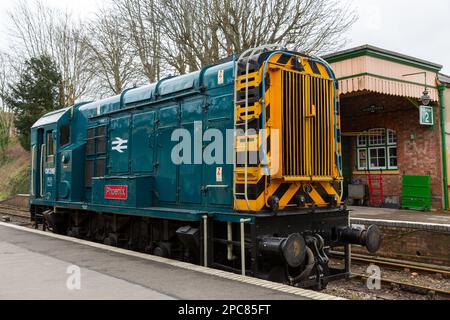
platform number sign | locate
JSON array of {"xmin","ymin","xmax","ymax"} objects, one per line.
[{"xmin": 420, "ymin": 106, "xmax": 434, "ymax": 126}]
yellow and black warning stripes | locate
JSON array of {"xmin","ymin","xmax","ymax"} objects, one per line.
[
  {"xmin": 235, "ymin": 180, "xmax": 341, "ymax": 212},
  {"xmin": 234, "ymin": 52, "xmax": 342, "ymax": 212}
]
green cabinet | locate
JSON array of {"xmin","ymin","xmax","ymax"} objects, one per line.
[{"xmin": 402, "ymin": 175, "xmax": 431, "ymax": 211}]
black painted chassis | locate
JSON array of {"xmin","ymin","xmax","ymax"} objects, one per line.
[{"xmin": 204, "ymin": 207, "xmax": 351, "ymax": 289}]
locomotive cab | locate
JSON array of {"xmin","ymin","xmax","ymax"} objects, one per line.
[
  {"xmin": 30, "ymin": 106, "xmax": 86, "ymax": 227},
  {"xmin": 31, "ymin": 108, "xmax": 69, "ymax": 203}
]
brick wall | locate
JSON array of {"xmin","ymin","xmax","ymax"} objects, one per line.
[
  {"xmin": 341, "ymin": 92, "xmax": 443, "ymax": 209},
  {"xmin": 350, "ymin": 222, "xmax": 450, "ymax": 267}
]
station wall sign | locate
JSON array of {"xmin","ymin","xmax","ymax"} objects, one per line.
[{"xmin": 420, "ymin": 105, "xmax": 434, "ymax": 126}]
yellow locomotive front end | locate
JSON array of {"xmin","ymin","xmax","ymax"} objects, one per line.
[{"xmin": 234, "ymin": 49, "xmax": 343, "ymax": 212}]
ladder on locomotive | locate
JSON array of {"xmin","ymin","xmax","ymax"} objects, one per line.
[{"xmin": 233, "ymin": 44, "xmax": 282, "ymax": 211}]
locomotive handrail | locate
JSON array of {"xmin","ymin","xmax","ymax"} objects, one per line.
[
  {"xmin": 40, "ymin": 144, "xmax": 45, "ymax": 198},
  {"xmin": 31, "ymin": 145, "xmax": 36, "ymax": 197},
  {"xmin": 240, "ymin": 218, "xmax": 252, "ymax": 275},
  {"xmin": 154, "ymin": 74, "xmax": 178, "ymax": 98},
  {"xmin": 92, "ymin": 174, "xmax": 155, "ymax": 180},
  {"xmin": 233, "ymin": 44, "xmax": 283, "ymax": 212},
  {"xmin": 119, "ymin": 87, "xmax": 135, "ymax": 109},
  {"xmin": 203, "ymin": 215, "xmax": 208, "ymax": 267},
  {"xmin": 205, "ymin": 185, "xmax": 229, "ymax": 189}
]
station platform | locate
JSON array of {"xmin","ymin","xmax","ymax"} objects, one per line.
[
  {"xmin": 0, "ymin": 222, "xmax": 340, "ymax": 300},
  {"xmin": 350, "ymin": 206, "xmax": 450, "ymax": 231},
  {"xmin": 349, "ymin": 206, "xmax": 450, "ymax": 266}
]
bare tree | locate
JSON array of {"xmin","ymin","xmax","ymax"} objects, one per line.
[
  {"xmin": 7, "ymin": 0, "xmax": 93, "ymax": 106},
  {"xmin": 211, "ymin": 0, "xmax": 356, "ymax": 55},
  {"xmin": 0, "ymin": 54, "xmax": 13, "ymax": 152},
  {"xmin": 6, "ymin": 0, "xmax": 357, "ymax": 101},
  {"xmin": 156, "ymin": 0, "xmax": 220, "ymax": 73},
  {"xmin": 0, "ymin": 53, "xmax": 13, "ymax": 113},
  {"xmin": 134, "ymin": 0, "xmax": 357, "ymax": 74},
  {"xmin": 84, "ymin": 8, "xmax": 140, "ymax": 96},
  {"xmin": 113, "ymin": 0, "xmax": 162, "ymax": 82}
]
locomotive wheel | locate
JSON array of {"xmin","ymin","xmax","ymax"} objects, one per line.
[
  {"xmin": 43, "ymin": 211, "xmax": 69, "ymax": 235},
  {"xmin": 51, "ymin": 220, "xmax": 68, "ymax": 235},
  {"xmin": 103, "ymin": 234, "xmax": 118, "ymax": 247},
  {"xmin": 67, "ymin": 227, "xmax": 82, "ymax": 239},
  {"xmin": 153, "ymin": 242, "xmax": 171, "ymax": 258}
]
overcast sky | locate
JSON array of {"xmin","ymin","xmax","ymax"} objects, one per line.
[{"xmin": 0, "ymin": 0, "xmax": 449, "ymax": 74}]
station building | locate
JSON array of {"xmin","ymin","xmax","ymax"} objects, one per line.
[{"xmin": 323, "ymin": 45, "xmax": 449, "ymax": 211}]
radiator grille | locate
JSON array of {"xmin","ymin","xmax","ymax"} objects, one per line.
[{"xmin": 281, "ymin": 70, "xmax": 334, "ymax": 178}]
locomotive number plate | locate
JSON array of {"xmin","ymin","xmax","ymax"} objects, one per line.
[{"xmin": 104, "ymin": 185, "xmax": 128, "ymax": 200}]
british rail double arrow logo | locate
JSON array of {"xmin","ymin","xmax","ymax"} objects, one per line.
[{"xmin": 112, "ymin": 137, "xmax": 128, "ymax": 153}]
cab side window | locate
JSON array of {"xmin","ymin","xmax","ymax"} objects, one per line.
[
  {"xmin": 60, "ymin": 124, "xmax": 70, "ymax": 147},
  {"xmin": 46, "ymin": 131, "xmax": 55, "ymax": 163}
]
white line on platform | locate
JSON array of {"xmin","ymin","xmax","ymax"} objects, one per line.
[
  {"xmin": 350, "ymin": 217, "xmax": 450, "ymax": 228},
  {"xmin": 0, "ymin": 221, "xmax": 344, "ymax": 300}
]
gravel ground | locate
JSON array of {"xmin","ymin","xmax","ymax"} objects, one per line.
[
  {"xmin": 1, "ymin": 214, "xmax": 32, "ymax": 227},
  {"xmin": 324, "ymin": 259, "xmax": 450, "ymax": 300}
]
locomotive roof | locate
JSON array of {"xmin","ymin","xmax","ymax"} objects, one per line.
[
  {"xmin": 77, "ymin": 61, "xmax": 235, "ymax": 118},
  {"xmin": 32, "ymin": 107, "xmax": 71, "ymax": 128},
  {"xmin": 34, "ymin": 49, "xmax": 331, "ymax": 124}
]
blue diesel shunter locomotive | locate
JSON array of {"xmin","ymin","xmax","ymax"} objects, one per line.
[{"xmin": 30, "ymin": 46, "xmax": 381, "ymax": 289}]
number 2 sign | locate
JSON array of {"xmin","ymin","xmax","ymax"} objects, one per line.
[{"xmin": 420, "ymin": 105, "xmax": 434, "ymax": 126}]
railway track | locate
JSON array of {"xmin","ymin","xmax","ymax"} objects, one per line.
[
  {"xmin": 0, "ymin": 204, "xmax": 30, "ymax": 220},
  {"xmin": 329, "ymin": 251, "xmax": 450, "ymax": 299},
  {"xmin": 330, "ymin": 251, "xmax": 450, "ymax": 277},
  {"xmin": 354, "ymin": 273, "xmax": 450, "ymax": 300}
]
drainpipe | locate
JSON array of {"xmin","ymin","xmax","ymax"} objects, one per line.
[{"xmin": 438, "ymin": 84, "xmax": 449, "ymax": 210}]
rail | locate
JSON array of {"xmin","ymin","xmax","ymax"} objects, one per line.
[
  {"xmin": 330, "ymin": 250, "xmax": 450, "ymax": 276},
  {"xmin": 354, "ymin": 273, "xmax": 450, "ymax": 299}
]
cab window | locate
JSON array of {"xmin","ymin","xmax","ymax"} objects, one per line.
[
  {"xmin": 60, "ymin": 124, "xmax": 70, "ymax": 147},
  {"xmin": 46, "ymin": 131, "xmax": 55, "ymax": 163}
]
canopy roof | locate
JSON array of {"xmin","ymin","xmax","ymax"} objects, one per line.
[{"xmin": 324, "ymin": 45, "xmax": 442, "ymax": 101}]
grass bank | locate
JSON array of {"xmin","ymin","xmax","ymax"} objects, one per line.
[{"xmin": 0, "ymin": 140, "xmax": 30, "ymax": 201}]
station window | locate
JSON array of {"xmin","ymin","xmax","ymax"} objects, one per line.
[{"xmin": 357, "ymin": 128, "xmax": 398, "ymax": 171}]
